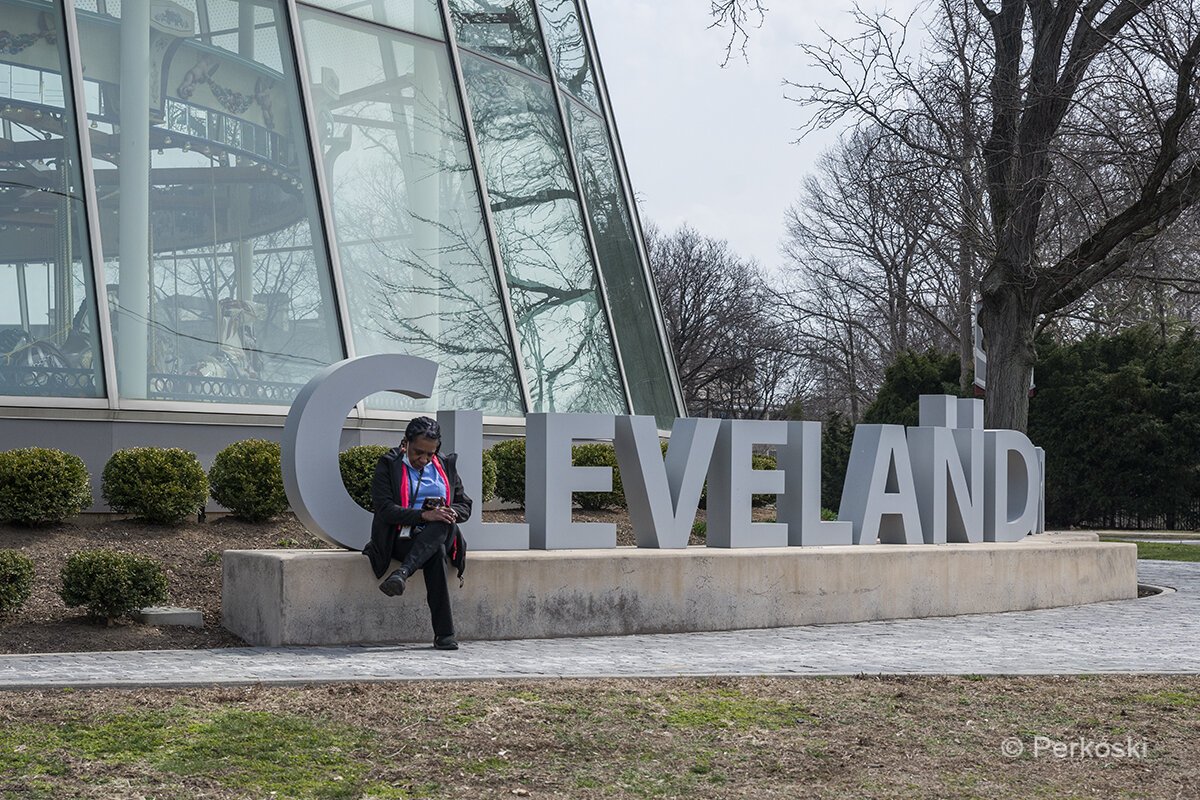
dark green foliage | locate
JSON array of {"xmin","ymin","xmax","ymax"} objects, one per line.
[
  {"xmin": 490, "ymin": 439, "xmax": 526, "ymax": 507},
  {"xmin": 101, "ymin": 448, "xmax": 208, "ymax": 525},
  {"xmin": 821, "ymin": 413, "xmax": 855, "ymax": 513},
  {"xmin": 572, "ymin": 443, "xmax": 625, "ymax": 510},
  {"xmin": 59, "ymin": 549, "xmax": 168, "ymax": 624},
  {"xmin": 481, "ymin": 450, "xmax": 497, "ymax": 503},
  {"xmin": 208, "ymin": 440, "xmax": 288, "ymax": 522},
  {"xmin": 339, "ymin": 445, "xmax": 389, "ymax": 512},
  {"xmin": 751, "ymin": 453, "xmax": 777, "ymax": 507},
  {"xmin": 0, "ymin": 550, "xmax": 34, "ymax": 616},
  {"xmin": 1029, "ymin": 325, "xmax": 1200, "ymax": 529},
  {"xmin": 863, "ymin": 349, "xmax": 965, "ymax": 427},
  {"xmin": 0, "ymin": 447, "xmax": 92, "ymax": 525}
]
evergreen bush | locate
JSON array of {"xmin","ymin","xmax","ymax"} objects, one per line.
[
  {"xmin": 490, "ymin": 438, "xmax": 526, "ymax": 506},
  {"xmin": 1030, "ymin": 325, "xmax": 1200, "ymax": 529},
  {"xmin": 572, "ymin": 442, "xmax": 624, "ymax": 510},
  {"xmin": 101, "ymin": 447, "xmax": 208, "ymax": 524},
  {"xmin": 59, "ymin": 549, "xmax": 168, "ymax": 625},
  {"xmin": 208, "ymin": 439, "xmax": 288, "ymax": 522},
  {"xmin": 821, "ymin": 413, "xmax": 856, "ymax": 513},
  {"xmin": 339, "ymin": 445, "xmax": 389, "ymax": 511},
  {"xmin": 481, "ymin": 449, "xmax": 497, "ymax": 503},
  {"xmin": 0, "ymin": 447, "xmax": 92, "ymax": 525},
  {"xmin": 862, "ymin": 349, "xmax": 965, "ymax": 426},
  {"xmin": 0, "ymin": 550, "xmax": 34, "ymax": 616}
]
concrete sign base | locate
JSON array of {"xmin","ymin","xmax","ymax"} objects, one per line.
[{"xmin": 222, "ymin": 537, "xmax": 1136, "ymax": 647}]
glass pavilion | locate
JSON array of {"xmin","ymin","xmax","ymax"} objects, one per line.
[{"xmin": 0, "ymin": 0, "xmax": 683, "ymax": 432}]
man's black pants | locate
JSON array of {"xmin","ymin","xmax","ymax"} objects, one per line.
[{"xmin": 390, "ymin": 522, "xmax": 454, "ymax": 639}]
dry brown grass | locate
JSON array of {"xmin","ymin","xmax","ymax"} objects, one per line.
[{"xmin": 1, "ymin": 675, "xmax": 1198, "ymax": 799}]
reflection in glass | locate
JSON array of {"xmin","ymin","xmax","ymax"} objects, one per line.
[
  {"xmin": 460, "ymin": 54, "xmax": 624, "ymax": 413},
  {"xmin": 73, "ymin": 0, "xmax": 344, "ymax": 404},
  {"xmin": 535, "ymin": 0, "xmax": 597, "ymax": 109},
  {"xmin": 298, "ymin": 7, "xmax": 523, "ymax": 415},
  {"xmin": 0, "ymin": 0, "xmax": 106, "ymax": 398},
  {"xmin": 447, "ymin": 0, "xmax": 549, "ymax": 77},
  {"xmin": 567, "ymin": 99, "xmax": 678, "ymax": 424},
  {"xmin": 299, "ymin": 0, "xmax": 445, "ymax": 40}
]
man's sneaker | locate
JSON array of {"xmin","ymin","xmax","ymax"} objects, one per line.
[
  {"xmin": 379, "ymin": 569, "xmax": 407, "ymax": 597},
  {"xmin": 434, "ymin": 635, "xmax": 459, "ymax": 650}
]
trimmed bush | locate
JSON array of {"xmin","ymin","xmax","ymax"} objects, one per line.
[
  {"xmin": 0, "ymin": 550, "xmax": 35, "ymax": 616},
  {"xmin": 209, "ymin": 439, "xmax": 288, "ymax": 522},
  {"xmin": 490, "ymin": 438, "xmax": 526, "ymax": 507},
  {"xmin": 101, "ymin": 447, "xmax": 208, "ymax": 525},
  {"xmin": 572, "ymin": 443, "xmax": 625, "ymax": 510},
  {"xmin": 339, "ymin": 445, "xmax": 388, "ymax": 511},
  {"xmin": 59, "ymin": 549, "xmax": 168, "ymax": 625},
  {"xmin": 751, "ymin": 452, "xmax": 777, "ymax": 507},
  {"xmin": 0, "ymin": 447, "xmax": 92, "ymax": 525},
  {"xmin": 481, "ymin": 449, "xmax": 497, "ymax": 503}
]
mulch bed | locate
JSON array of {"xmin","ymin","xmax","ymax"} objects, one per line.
[{"xmin": 1, "ymin": 506, "xmax": 746, "ymax": 654}]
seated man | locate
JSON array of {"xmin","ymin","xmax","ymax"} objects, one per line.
[{"xmin": 363, "ymin": 416, "xmax": 470, "ymax": 651}]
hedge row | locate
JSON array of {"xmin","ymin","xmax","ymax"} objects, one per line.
[
  {"xmin": 1, "ymin": 436, "xmax": 802, "ymax": 526},
  {"xmin": 0, "ymin": 547, "xmax": 167, "ymax": 624}
]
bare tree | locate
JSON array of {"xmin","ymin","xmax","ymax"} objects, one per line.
[
  {"xmin": 646, "ymin": 224, "xmax": 797, "ymax": 418},
  {"xmin": 785, "ymin": 0, "xmax": 1200, "ymax": 431}
]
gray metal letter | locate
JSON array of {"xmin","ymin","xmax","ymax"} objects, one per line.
[
  {"xmin": 777, "ymin": 421, "xmax": 853, "ymax": 546},
  {"xmin": 527, "ymin": 413, "xmax": 617, "ymax": 549},
  {"xmin": 984, "ymin": 429, "xmax": 1041, "ymax": 542},
  {"xmin": 282, "ymin": 355, "xmax": 438, "ymax": 550},
  {"xmin": 614, "ymin": 416, "xmax": 720, "ymax": 548},
  {"xmin": 706, "ymin": 420, "xmax": 788, "ymax": 548},
  {"xmin": 439, "ymin": 409, "xmax": 529, "ymax": 550},
  {"xmin": 839, "ymin": 425, "xmax": 923, "ymax": 545}
]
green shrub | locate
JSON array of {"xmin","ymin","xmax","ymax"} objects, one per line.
[
  {"xmin": 481, "ymin": 449, "xmax": 497, "ymax": 503},
  {"xmin": 339, "ymin": 445, "xmax": 388, "ymax": 511},
  {"xmin": 820, "ymin": 508, "xmax": 838, "ymax": 521},
  {"xmin": 59, "ymin": 549, "xmax": 168, "ymax": 625},
  {"xmin": 751, "ymin": 453, "xmax": 777, "ymax": 507},
  {"xmin": 862, "ymin": 349, "xmax": 966, "ymax": 427},
  {"xmin": 208, "ymin": 439, "xmax": 288, "ymax": 522},
  {"xmin": 0, "ymin": 550, "xmax": 35, "ymax": 616},
  {"xmin": 0, "ymin": 447, "xmax": 92, "ymax": 525},
  {"xmin": 572, "ymin": 442, "xmax": 625, "ymax": 510},
  {"xmin": 490, "ymin": 438, "xmax": 526, "ymax": 506},
  {"xmin": 101, "ymin": 447, "xmax": 208, "ymax": 524}
]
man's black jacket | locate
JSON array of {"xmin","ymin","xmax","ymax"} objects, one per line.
[{"xmin": 363, "ymin": 447, "xmax": 472, "ymax": 579}]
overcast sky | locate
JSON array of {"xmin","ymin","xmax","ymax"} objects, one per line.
[{"xmin": 587, "ymin": 0, "xmax": 923, "ymax": 274}]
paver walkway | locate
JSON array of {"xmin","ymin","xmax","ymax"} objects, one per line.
[{"xmin": 1, "ymin": 561, "xmax": 1196, "ymax": 689}]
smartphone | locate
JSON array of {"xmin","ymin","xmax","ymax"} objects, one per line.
[{"xmin": 422, "ymin": 496, "xmax": 445, "ymax": 510}]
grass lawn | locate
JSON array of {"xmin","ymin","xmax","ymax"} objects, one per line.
[
  {"xmin": 1099, "ymin": 538, "xmax": 1200, "ymax": 562},
  {"xmin": 1, "ymin": 676, "xmax": 1198, "ymax": 799}
]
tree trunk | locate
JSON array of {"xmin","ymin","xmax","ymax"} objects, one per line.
[{"xmin": 978, "ymin": 288, "xmax": 1037, "ymax": 432}]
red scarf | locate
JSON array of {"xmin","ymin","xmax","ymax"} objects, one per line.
[{"xmin": 399, "ymin": 454, "xmax": 452, "ymax": 509}]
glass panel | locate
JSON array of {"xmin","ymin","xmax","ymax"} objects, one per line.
[
  {"xmin": 298, "ymin": 7, "xmax": 523, "ymax": 415},
  {"xmin": 299, "ymin": 0, "xmax": 445, "ymax": 40},
  {"xmin": 0, "ymin": 0, "xmax": 106, "ymax": 399},
  {"xmin": 74, "ymin": 0, "xmax": 344, "ymax": 405},
  {"xmin": 535, "ymin": 0, "xmax": 597, "ymax": 109},
  {"xmin": 459, "ymin": 54, "xmax": 624, "ymax": 413},
  {"xmin": 566, "ymin": 99, "xmax": 677, "ymax": 424},
  {"xmin": 447, "ymin": 0, "xmax": 549, "ymax": 77}
]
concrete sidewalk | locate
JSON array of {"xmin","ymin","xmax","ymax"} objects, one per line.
[{"xmin": 0, "ymin": 561, "xmax": 1195, "ymax": 689}]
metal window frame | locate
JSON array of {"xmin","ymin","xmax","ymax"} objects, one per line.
[
  {"xmin": 574, "ymin": 0, "xmax": 688, "ymax": 418},
  {"xmin": 528, "ymin": 0, "xmax": 633, "ymax": 415},
  {"xmin": 281, "ymin": 0, "xmax": 361, "ymax": 421},
  {"xmin": 61, "ymin": 0, "xmax": 120, "ymax": 410},
  {"xmin": 438, "ymin": 0, "xmax": 535, "ymax": 414}
]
